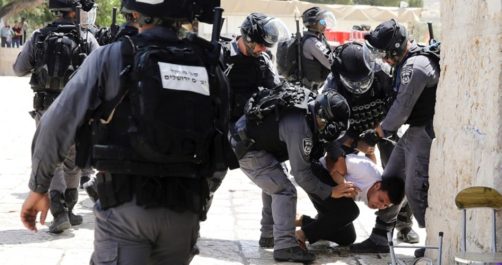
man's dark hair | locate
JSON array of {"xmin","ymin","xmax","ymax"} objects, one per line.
[{"xmin": 380, "ymin": 176, "xmax": 405, "ymax": 205}]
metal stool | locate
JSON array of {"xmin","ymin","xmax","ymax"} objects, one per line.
[{"xmin": 387, "ymin": 230, "xmax": 444, "ymax": 265}]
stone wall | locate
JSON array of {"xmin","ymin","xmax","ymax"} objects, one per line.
[
  {"xmin": 427, "ymin": 0, "xmax": 502, "ymax": 263},
  {"xmin": 0, "ymin": 47, "xmax": 22, "ymax": 76}
]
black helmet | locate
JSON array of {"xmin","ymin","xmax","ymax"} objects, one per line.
[
  {"xmin": 302, "ymin": 7, "xmax": 336, "ymax": 31},
  {"xmin": 332, "ymin": 42, "xmax": 374, "ymax": 95},
  {"xmin": 314, "ymin": 91, "xmax": 350, "ymax": 143},
  {"xmin": 363, "ymin": 19, "xmax": 408, "ymax": 61},
  {"xmin": 49, "ymin": 0, "xmax": 95, "ymax": 12},
  {"xmin": 240, "ymin": 13, "xmax": 289, "ymax": 47},
  {"xmin": 123, "ymin": 0, "xmax": 219, "ymax": 23}
]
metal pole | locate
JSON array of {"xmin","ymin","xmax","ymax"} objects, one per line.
[
  {"xmin": 437, "ymin": 232, "xmax": 443, "ymax": 265},
  {"xmin": 462, "ymin": 209, "xmax": 466, "ymax": 253},
  {"xmin": 388, "ymin": 231, "xmax": 397, "ymax": 265},
  {"xmin": 493, "ymin": 209, "xmax": 497, "ymax": 253}
]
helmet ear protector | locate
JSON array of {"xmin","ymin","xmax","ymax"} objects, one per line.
[{"xmin": 383, "ymin": 19, "xmax": 408, "ymax": 58}]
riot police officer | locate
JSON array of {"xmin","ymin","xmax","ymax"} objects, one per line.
[
  {"xmin": 94, "ymin": 3, "xmax": 139, "ymax": 45},
  {"xmin": 325, "ymin": 41, "xmax": 420, "ymax": 245},
  {"xmin": 223, "ymin": 13, "xmax": 288, "ymax": 123},
  {"xmin": 231, "ymin": 89, "xmax": 354, "ymax": 262},
  {"xmin": 20, "ymin": 0, "xmax": 232, "ymax": 264},
  {"xmin": 300, "ymin": 7, "xmax": 336, "ymax": 91},
  {"xmin": 13, "ymin": 0, "xmax": 99, "ymax": 234},
  {"xmin": 350, "ymin": 19, "xmax": 440, "ymax": 257}
]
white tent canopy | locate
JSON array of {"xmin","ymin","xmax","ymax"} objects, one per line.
[{"xmin": 198, "ymin": 0, "xmax": 438, "ymax": 44}]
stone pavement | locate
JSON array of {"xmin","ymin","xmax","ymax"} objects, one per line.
[{"xmin": 0, "ymin": 76, "xmax": 428, "ymax": 265}]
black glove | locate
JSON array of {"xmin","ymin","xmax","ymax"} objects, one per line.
[{"xmin": 359, "ymin": 129, "xmax": 381, "ymax": 147}]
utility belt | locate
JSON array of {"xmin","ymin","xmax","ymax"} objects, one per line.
[
  {"xmin": 230, "ymin": 127, "xmax": 255, "ymax": 160},
  {"xmin": 33, "ymin": 91, "xmax": 60, "ymax": 111},
  {"xmin": 96, "ymin": 171, "xmax": 202, "ymax": 212},
  {"xmin": 92, "ymin": 144, "xmax": 203, "ymax": 178}
]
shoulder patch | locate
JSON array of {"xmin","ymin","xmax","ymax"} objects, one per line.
[
  {"xmin": 302, "ymin": 138, "xmax": 313, "ymax": 157},
  {"xmin": 400, "ymin": 65, "xmax": 413, "ymax": 85}
]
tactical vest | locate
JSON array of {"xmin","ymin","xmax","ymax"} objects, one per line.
[
  {"xmin": 76, "ymin": 33, "xmax": 233, "ymax": 212},
  {"xmin": 334, "ymin": 71, "xmax": 394, "ymax": 137},
  {"xmin": 247, "ymin": 109, "xmax": 308, "ymax": 162},
  {"xmin": 301, "ymin": 32, "xmax": 331, "ymax": 84},
  {"xmin": 225, "ymin": 48, "xmax": 271, "ymax": 122},
  {"xmin": 30, "ymin": 22, "xmax": 87, "ymax": 93},
  {"xmin": 399, "ymin": 46, "xmax": 439, "ymax": 127}
]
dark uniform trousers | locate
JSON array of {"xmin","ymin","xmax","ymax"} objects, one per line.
[{"xmin": 301, "ymin": 161, "xmax": 359, "ymax": 245}]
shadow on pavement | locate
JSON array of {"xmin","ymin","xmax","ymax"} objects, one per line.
[{"xmin": 0, "ymin": 228, "xmax": 76, "ymax": 245}]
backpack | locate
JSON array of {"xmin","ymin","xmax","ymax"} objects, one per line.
[
  {"xmin": 244, "ymin": 82, "xmax": 314, "ymax": 123},
  {"xmin": 276, "ymin": 36, "xmax": 300, "ymax": 81},
  {"xmin": 32, "ymin": 24, "xmax": 86, "ymax": 91},
  {"xmin": 409, "ymin": 41, "xmax": 441, "ymax": 66},
  {"xmin": 126, "ymin": 38, "xmax": 217, "ymax": 166}
]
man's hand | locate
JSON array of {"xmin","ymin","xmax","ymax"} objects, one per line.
[
  {"xmin": 330, "ymin": 182, "xmax": 361, "ymax": 199},
  {"xmin": 20, "ymin": 191, "xmax": 49, "ymax": 232}
]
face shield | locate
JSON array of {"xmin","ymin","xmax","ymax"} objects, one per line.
[
  {"xmin": 80, "ymin": 6, "xmax": 97, "ymax": 28},
  {"xmin": 339, "ymin": 71, "xmax": 374, "ymax": 95},
  {"xmin": 259, "ymin": 18, "xmax": 290, "ymax": 47},
  {"xmin": 363, "ymin": 40, "xmax": 390, "ymax": 71},
  {"xmin": 317, "ymin": 10, "xmax": 336, "ymax": 31}
]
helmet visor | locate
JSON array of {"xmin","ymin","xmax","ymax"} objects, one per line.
[
  {"xmin": 260, "ymin": 18, "xmax": 290, "ymax": 47},
  {"xmin": 363, "ymin": 40, "xmax": 388, "ymax": 71},
  {"xmin": 339, "ymin": 71, "xmax": 374, "ymax": 94},
  {"xmin": 317, "ymin": 10, "xmax": 336, "ymax": 30}
]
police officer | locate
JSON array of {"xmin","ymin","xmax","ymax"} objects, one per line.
[
  {"xmin": 81, "ymin": 3, "xmax": 140, "ymax": 203},
  {"xmin": 94, "ymin": 4, "xmax": 139, "ymax": 45},
  {"xmin": 224, "ymin": 13, "xmax": 287, "ymax": 123},
  {"xmin": 325, "ymin": 41, "xmax": 420, "ymax": 244},
  {"xmin": 300, "ymin": 7, "xmax": 336, "ymax": 91},
  {"xmin": 350, "ymin": 19, "xmax": 439, "ymax": 257},
  {"xmin": 20, "ymin": 0, "xmax": 232, "ymax": 264},
  {"xmin": 13, "ymin": 0, "xmax": 99, "ymax": 234},
  {"xmin": 232, "ymin": 89, "xmax": 354, "ymax": 262}
]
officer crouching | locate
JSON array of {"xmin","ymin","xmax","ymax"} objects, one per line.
[
  {"xmin": 20, "ymin": 0, "xmax": 234, "ymax": 264},
  {"xmin": 231, "ymin": 88, "xmax": 354, "ymax": 263}
]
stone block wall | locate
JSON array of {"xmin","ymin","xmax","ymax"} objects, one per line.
[
  {"xmin": 427, "ymin": 0, "xmax": 502, "ymax": 263},
  {"xmin": 0, "ymin": 47, "xmax": 22, "ymax": 76}
]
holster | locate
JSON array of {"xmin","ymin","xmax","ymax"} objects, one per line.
[
  {"xmin": 232, "ymin": 129, "xmax": 255, "ymax": 160},
  {"xmin": 33, "ymin": 91, "xmax": 59, "ymax": 111}
]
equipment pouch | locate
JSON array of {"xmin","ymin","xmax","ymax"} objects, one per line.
[
  {"xmin": 33, "ymin": 93, "xmax": 44, "ymax": 111},
  {"xmin": 96, "ymin": 171, "xmax": 118, "ymax": 209}
]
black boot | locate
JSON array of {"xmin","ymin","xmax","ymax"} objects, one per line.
[
  {"xmin": 49, "ymin": 191, "xmax": 71, "ymax": 234},
  {"xmin": 65, "ymin": 188, "xmax": 83, "ymax": 226},
  {"xmin": 273, "ymin": 246, "xmax": 315, "ymax": 263},
  {"xmin": 396, "ymin": 203, "xmax": 420, "ymax": 243}
]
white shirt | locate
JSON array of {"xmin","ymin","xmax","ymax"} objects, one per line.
[{"xmin": 320, "ymin": 154, "xmax": 383, "ymax": 206}]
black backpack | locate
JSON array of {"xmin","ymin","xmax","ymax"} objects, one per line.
[
  {"xmin": 244, "ymin": 82, "xmax": 314, "ymax": 123},
  {"xmin": 32, "ymin": 23, "xmax": 86, "ymax": 91},
  {"xmin": 409, "ymin": 41, "xmax": 441, "ymax": 66},
  {"xmin": 127, "ymin": 38, "xmax": 217, "ymax": 166},
  {"xmin": 276, "ymin": 36, "xmax": 300, "ymax": 81}
]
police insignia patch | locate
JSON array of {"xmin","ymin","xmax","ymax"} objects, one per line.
[
  {"xmin": 400, "ymin": 66, "xmax": 413, "ymax": 85},
  {"xmin": 303, "ymin": 138, "xmax": 313, "ymax": 156}
]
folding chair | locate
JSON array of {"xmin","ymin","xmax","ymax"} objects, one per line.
[
  {"xmin": 454, "ymin": 186, "xmax": 502, "ymax": 264},
  {"xmin": 387, "ymin": 230, "xmax": 444, "ymax": 265}
]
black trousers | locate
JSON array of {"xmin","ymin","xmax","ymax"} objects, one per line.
[{"xmin": 302, "ymin": 161, "xmax": 360, "ymax": 245}]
